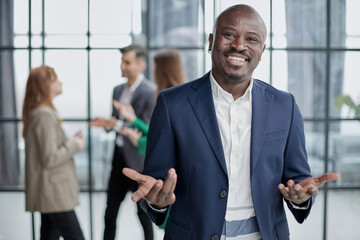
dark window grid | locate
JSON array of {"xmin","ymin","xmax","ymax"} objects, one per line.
[{"xmin": 2, "ymin": 0, "xmax": 359, "ymax": 239}]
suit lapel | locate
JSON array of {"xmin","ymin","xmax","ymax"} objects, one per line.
[
  {"xmin": 250, "ymin": 80, "xmax": 273, "ymax": 176},
  {"xmin": 131, "ymin": 80, "xmax": 144, "ymax": 105},
  {"xmin": 114, "ymin": 85, "xmax": 125, "ymax": 101},
  {"xmin": 188, "ymin": 74, "xmax": 228, "ymax": 176}
]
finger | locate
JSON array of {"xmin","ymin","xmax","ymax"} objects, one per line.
[
  {"xmin": 314, "ymin": 173, "xmax": 340, "ymax": 186},
  {"xmin": 157, "ymin": 169, "xmax": 177, "ymax": 202},
  {"xmin": 287, "ymin": 180, "xmax": 296, "ymax": 196},
  {"xmin": 306, "ymin": 185, "xmax": 319, "ymax": 197},
  {"xmin": 167, "ymin": 169, "xmax": 177, "ymax": 194},
  {"xmin": 293, "ymin": 184, "xmax": 306, "ymax": 199},
  {"xmin": 132, "ymin": 184, "xmax": 154, "ymax": 202},
  {"xmin": 278, "ymin": 184, "xmax": 290, "ymax": 199},
  {"xmin": 146, "ymin": 180, "xmax": 164, "ymax": 203},
  {"xmin": 122, "ymin": 168, "xmax": 147, "ymax": 183},
  {"xmin": 165, "ymin": 171, "xmax": 177, "ymax": 204}
]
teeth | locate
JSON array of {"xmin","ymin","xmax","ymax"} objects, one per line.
[{"xmin": 228, "ymin": 56, "xmax": 246, "ymax": 62}]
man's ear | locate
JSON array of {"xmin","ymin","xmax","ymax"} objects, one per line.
[
  {"xmin": 208, "ymin": 33, "xmax": 213, "ymax": 52},
  {"xmin": 139, "ymin": 60, "xmax": 147, "ymax": 72}
]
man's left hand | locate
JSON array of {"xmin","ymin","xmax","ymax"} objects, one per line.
[{"xmin": 278, "ymin": 172, "xmax": 339, "ymax": 205}]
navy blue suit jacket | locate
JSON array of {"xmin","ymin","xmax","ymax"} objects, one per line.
[{"xmin": 142, "ymin": 72, "xmax": 313, "ymax": 240}]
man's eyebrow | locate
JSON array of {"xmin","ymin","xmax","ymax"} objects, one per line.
[
  {"xmin": 219, "ymin": 26, "xmax": 237, "ymax": 32},
  {"xmin": 247, "ymin": 31, "xmax": 262, "ymax": 40},
  {"xmin": 219, "ymin": 27, "xmax": 263, "ymax": 40}
]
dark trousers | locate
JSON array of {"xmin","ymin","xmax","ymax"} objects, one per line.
[
  {"xmin": 40, "ymin": 210, "xmax": 85, "ymax": 240},
  {"xmin": 103, "ymin": 146, "xmax": 153, "ymax": 240}
]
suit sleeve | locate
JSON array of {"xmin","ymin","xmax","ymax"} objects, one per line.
[
  {"xmin": 33, "ymin": 111, "xmax": 80, "ymax": 170},
  {"xmin": 142, "ymin": 92, "xmax": 177, "ymax": 225},
  {"xmin": 283, "ymin": 94, "xmax": 314, "ymax": 223},
  {"xmin": 137, "ymin": 89, "xmax": 155, "ymax": 124}
]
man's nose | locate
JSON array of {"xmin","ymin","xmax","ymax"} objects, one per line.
[{"xmin": 231, "ymin": 37, "xmax": 247, "ymax": 51}]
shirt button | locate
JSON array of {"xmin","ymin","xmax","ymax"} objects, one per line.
[
  {"xmin": 211, "ymin": 235, "xmax": 219, "ymax": 240},
  {"xmin": 220, "ymin": 190, "xmax": 227, "ymax": 198}
]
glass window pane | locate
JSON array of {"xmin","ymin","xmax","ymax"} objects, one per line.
[
  {"xmin": 90, "ymin": 0, "xmax": 132, "ymax": 34},
  {"xmin": 330, "ymin": 51, "xmax": 360, "ymax": 118},
  {"xmin": 286, "ymin": 189, "xmax": 324, "ymax": 239},
  {"xmin": 14, "ymin": 36, "xmax": 29, "ymax": 48},
  {"xmin": 0, "ymin": 193, "xmax": 33, "ymax": 240},
  {"xmin": 304, "ymin": 122, "xmax": 325, "ymax": 177},
  {"xmin": 45, "ymin": 50, "xmax": 87, "ymax": 118},
  {"xmin": 31, "ymin": 49, "xmax": 43, "ymax": 68},
  {"xmin": 14, "ymin": 50, "xmax": 29, "ymax": 118},
  {"xmin": 90, "ymin": 128, "xmax": 114, "ymax": 190},
  {"xmin": 18, "ymin": 122, "xmax": 25, "ymax": 187},
  {"xmin": 31, "ymin": 0, "xmax": 43, "ymax": 35},
  {"xmin": 272, "ymin": 51, "xmax": 326, "ymax": 118},
  {"xmin": 272, "ymin": 0, "xmax": 287, "ymax": 48},
  {"xmin": 284, "ymin": 0, "xmax": 327, "ymax": 48},
  {"xmin": 149, "ymin": 0, "xmax": 204, "ymax": 48},
  {"xmin": 44, "ymin": 0, "xmax": 88, "ymax": 34},
  {"xmin": 327, "ymin": 190, "xmax": 360, "ymax": 239},
  {"xmin": 30, "ymin": 35, "xmax": 42, "ymax": 48},
  {"xmin": 14, "ymin": 0, "xmax": 29, "ymax": 35},
  {"xmin": 253, "ymin": 49, "xmax": 269, "ymax": 84},
  {"xmin": 90, "ymin": 50, "xmax": 123, "ymax": 118},
  {"xmin": 329, "ymin": 121, "xmax": 360, "ymax": 186},
  {"xmin": 331, "ymin": 0, "xmax": 360, "ymax": 48}
]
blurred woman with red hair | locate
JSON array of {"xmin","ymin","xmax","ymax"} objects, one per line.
[{"xmin": 22, "ymin": 65, "xmax": 85, "ymax": 240}]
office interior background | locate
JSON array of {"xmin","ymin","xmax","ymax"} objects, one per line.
[{"xmin": 0, "ymin": 0, "xmax": 359, "ymax": 239}]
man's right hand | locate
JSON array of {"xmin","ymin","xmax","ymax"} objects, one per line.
[
  {"xmin": 89, "ymin": 117, "xmax": 116, "ymax": 130},
  {"xmin": 122, "ymin": 168, "xmax": 177, "ymax": 209}
]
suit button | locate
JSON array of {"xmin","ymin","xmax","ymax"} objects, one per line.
[
  {"xmin": 219, "ymin": 190, "xmax": 227, "ymax": 198},
  {"xmin": 211, "ymin": 235, "xmax": 219, "ymax": 240}
]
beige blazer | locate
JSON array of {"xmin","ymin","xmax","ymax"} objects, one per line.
[{"xmin": 25, "ymin": 107, "xmax": 80, "ymax": 213}]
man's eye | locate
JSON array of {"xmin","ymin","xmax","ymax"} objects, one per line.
[
  {"xmin": 223, "ymin": 33, "xmax": 235, "ymax": 38},
  {"xmin": 247, "ymin": 37, "xmax": 258, "ymax": 42}
]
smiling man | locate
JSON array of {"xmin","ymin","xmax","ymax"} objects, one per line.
[{"xmin": 122, "ymin": 4, "xmax": 339, "ymax": 240}]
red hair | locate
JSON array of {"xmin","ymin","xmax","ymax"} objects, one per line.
[
  {"xmin": 154, "ymin": 49, "xmax": 187, "ymax": 96},
  {"xmin": 22, "ymin": 65, "xmax": 58, "ymax": 137}
]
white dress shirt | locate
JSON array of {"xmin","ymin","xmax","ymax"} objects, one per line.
[{"xmin": 209, "ymin": 72, "xmax": 262, "ymax": 240}]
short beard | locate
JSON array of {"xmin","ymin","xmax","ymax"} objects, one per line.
[{"xmin": 223, "ymin": 68, "xmax": 247, "ymax": 84}]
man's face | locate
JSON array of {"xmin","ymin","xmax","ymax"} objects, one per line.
[
  {"xmin": 120, "ymin": 51, "xmax": 145, "ymax": 80},
  {"xmin": 209, "ymin": 9, "xmax": 266, "ymax": 84}
]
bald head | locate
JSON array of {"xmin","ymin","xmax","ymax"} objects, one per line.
[
  {"xmin": 213, "ymin": 4, "xmax": 267, "ymax": 40},
  {"xmin": 207, "ymin": 4, "xmax": 267, "ymax": 92}
]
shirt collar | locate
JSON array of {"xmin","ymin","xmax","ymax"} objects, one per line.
[
  {"xmin": 127, "ymin": 74, "xmax": 144, "ymax": 92},
  {"xmin": 209, "ymin": 71, "xmax": 253, "ymax": 102}
]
